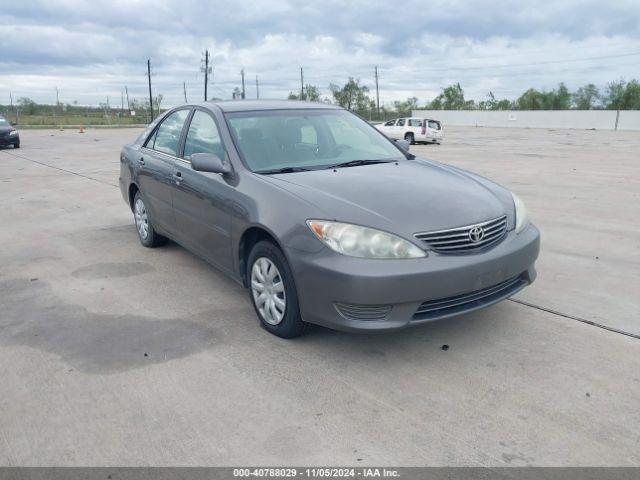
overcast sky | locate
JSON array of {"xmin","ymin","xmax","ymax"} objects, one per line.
[{"xmin": 1, "ymin": 0, "xmax": 639, "ymax": 107}]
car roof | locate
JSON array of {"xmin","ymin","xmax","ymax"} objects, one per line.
[{"xmin": 200, "ymin": 99, "xmax": 342, "ymax": 113}]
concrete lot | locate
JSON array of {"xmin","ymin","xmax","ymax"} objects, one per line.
[{"xmin": 0, "ymin": 127, "xmax": 638, "ymax": 466}]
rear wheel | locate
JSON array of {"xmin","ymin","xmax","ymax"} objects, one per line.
[
  {"xmin": 248, "ymin": 240, "xmax": 307, "ymax": 338},
  {"xmin": 14, "ymin": 142, "xmax": 20, "ymax": 148},
  {"xmin": 404, "ymin": 132, "xmax": 414, "ymax": 144},
  {"xmin": 133, "ymin": 192, "xmax": 166, "ymax": 248}
]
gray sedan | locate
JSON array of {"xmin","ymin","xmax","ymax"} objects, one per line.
[{"xmin": 119, "ymin": 100, "xmax": 539, "ymax": 338}]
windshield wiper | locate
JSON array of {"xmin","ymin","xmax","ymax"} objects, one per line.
[
  {"xmin": 325, "ymin": 159, "xmax": 394, "ymax": 170},
  {"xmin": 255, "ymin": 166, "xmax": 312, "ymax": 174}
]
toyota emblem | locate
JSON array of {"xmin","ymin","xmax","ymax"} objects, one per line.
[{"xmin": 469, "ymin": 226, "xmax": 485, "ymax": 243}]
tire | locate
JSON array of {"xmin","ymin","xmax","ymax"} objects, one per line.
[
  {"xmin": 133, "ymin": 191, "xmax": 166, "ymax": 248},
  {"xmin": 247, "ymin": 240, "xmax": 307, "ymax": 338},
  {"xmin": 14, "ymin": 142, "xmax": 20, "ymax": 149},
  {"xmin": 404, "ymin": 132, "xmax": 414, "ymax": 144}
]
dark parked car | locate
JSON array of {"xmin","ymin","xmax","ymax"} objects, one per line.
[
  {"xmin": 0, "ymin": 116, "xmax": 20, "ymax": 148},
  {"xmin": 119, "ymin": 101, "xmax": 539, "ymax": 338}
]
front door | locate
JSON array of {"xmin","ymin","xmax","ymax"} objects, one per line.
[
  {"xmin": 172, "ymin": 109, "xmax": 234, "ymax": 273},
  {"xmin": 138, "ymin": 109, "xmax": 190, "ymax": 235},
  {"xmin": 393, "ymin": 118, "xmax": 406, "ymax": 139}
]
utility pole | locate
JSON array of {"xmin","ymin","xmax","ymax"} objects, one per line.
[
  {"xmin": 55, "ymin": 87, "xmax": 60, "ymax": 106},
  {"xmin": 201, "ymin": 49, "xmax": 211, "ymax": 101},
  {"xmin": 183, "ymin": 82, "xmax": 188, "ymax": 103},
  {"xmin": 121, "ymin": 89, "xmax": 124, "ymax": 118},
  {"xmin": 9, "ymin": 92, "xmax": 15, "ymax": 124},
  {"xmin": 240, "ymin": 69, "xmax": 246, "ymax": 99},
  {"xmin": 374, "ymin": 66, "xmax": 380, "ymax": 119},
  {"xmin": 256, "ymin": 75, "xmax": 259, "ymax": 99},
  {"xmin": 300, "ymin": 67, "xmax": 304, "ymax": 100},
  {"xmin": 147, "ymin": 58, "xmax": 154, "ymax": 121},
  {"xmin": 125, "ymin": 86, "xmax": 131, "ymax": 112}
]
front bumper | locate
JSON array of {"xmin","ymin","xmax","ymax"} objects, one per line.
[
  {"xmin": 287, "ymin": 224, "xmax": 540, "ymax": 332},
  {"xmin": 0, "ymin": 134, "xmax": 19, "ymax": 146}
]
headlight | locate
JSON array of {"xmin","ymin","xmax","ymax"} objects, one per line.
[
  {"xmin": 307, "ymin": 220, "xmax": 426, "ymax": 259},
  {"xmin": 511, "ymin": 192, "xmax": 529, "ymax": 233},
  {"xmin": 9, "ymin": 130, "xmax": 18, "ymax": 136}
]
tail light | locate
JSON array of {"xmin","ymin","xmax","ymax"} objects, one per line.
[{"xmin": 421, "ymin": 123, "xmax": 426, "ymax": 135}]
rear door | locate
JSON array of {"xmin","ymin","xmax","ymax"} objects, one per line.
[
  {"xmin": 171, "ymin": 108, "xmax": 234, "ymax": 273},
  {"xmin": 138, "ymin": 108, "xmax": 190, "ymax": 235},
  {"xmin": 427, "ymin": 119, "xmax": 443, "ymax": 139},
  {"xmin": 408, "ymin": 118, "xmax": 425, "ymax": 139}
]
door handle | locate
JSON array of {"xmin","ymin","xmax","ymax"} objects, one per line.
[
  {"xmin": 138, "ymin": 156, "xmax": 145, "ymax": 165},
  {"xmin": 173, "ymin": 171, "xmax": 182, "ymax": 182}
]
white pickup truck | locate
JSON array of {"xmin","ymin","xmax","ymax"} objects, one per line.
[{"xmin": 375, "ymin": 117, "xmax": 443, "ymax": 145}]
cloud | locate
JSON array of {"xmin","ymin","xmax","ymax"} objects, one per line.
[{"xmin": 1, "ymin": 0, "xmax": 639, "ymax": 106}]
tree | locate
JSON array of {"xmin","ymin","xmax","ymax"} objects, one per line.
[
  {"xmin": 553, "ymin": 83, "xmax": 571, "ymax": 110},
  {"xmin": 621, "ymin": 80, "xmax": 640, "ymax": 110},
  {"xmin": 604, "ymin": 79, "xmax": 625, "ymax": 109},
  {"xmin": 288, "ymin": 84, "xmax": 321, "ymax": 101},
  {"xmin": 516, "ymin": 88, "xmax": 543, "ymax": 110},
  {"xmin": 428, "ymin": 83, "xmax": 466, "ymax": 110},
  {"xmin": 393, "ymin": 97, "xmax": 419, "ymax": 117},
  {"xmin": 573, "ymin": 84, "xmax": 600, "ymax": 110},
  {"xmin": 604, "ymin": 79, "xmax": 640, "ymax": 110},
  {"xmin": 329, "ymin": 78, "xmax": 374, "ymax": 114},
  {"xmin": 495, "ymin": 99, "xmax": 513, "ymax": 110},
  {"xmin": 153, "ymin": 94, "xmax": 163, "ymax": 114},
  {"xmin": 478, "ymin": 92, "xmax": 497, "ymax": 110},
  {"xmin": 17, "ymin": 97, "xmax": 37, "ymax": 114}
]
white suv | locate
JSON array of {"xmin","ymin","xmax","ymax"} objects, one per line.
[{"xmin": 376, "ymin": 117, "xmax": 443, "ymax": 145}]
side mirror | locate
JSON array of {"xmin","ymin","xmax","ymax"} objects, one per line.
[
  {"xmin": 191, "ymin": 153, "xmax": 231, "ymax": 175},
  {"xmin": 394, "ymin": 139, "xmax": 411, "ymax": 152}
]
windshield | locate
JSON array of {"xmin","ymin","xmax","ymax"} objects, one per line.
[
  {"xmin": 0, "ymin": 118, "xmax": 10, "ymax": 127},
  {"xmin": 226, "ymin": 109, "xmax": 405, "ymax": 172}
]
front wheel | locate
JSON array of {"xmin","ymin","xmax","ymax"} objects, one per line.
[
  {"xmin": 248, "ymin": 241, "xmax": 307, "ymax": 338},
  {"xmin": 404, "ymin": 132, "xmax": 414, "ymax": 144},
  {"xmin": 13, "ymin": 142, "xmax": 20, "ymax": 149}
]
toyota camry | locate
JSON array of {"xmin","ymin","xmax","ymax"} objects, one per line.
[{"xmin": 119, "ymin": 100, "xmax": 540, "ymax": 338}]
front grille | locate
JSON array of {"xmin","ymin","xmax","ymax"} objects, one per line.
[
  {"xmin": 414, "ymin": 215, "xmax": 508, "ymax": 254},
  {"xmin": 413, "ymin": 274, "xmax": 526, "ymax": 320},
  {"xmin": 334, "ymin": 302, "xmax": 392, "ymax": 321}
]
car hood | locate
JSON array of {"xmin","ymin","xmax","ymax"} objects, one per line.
[
  {"xmin": 0, "ymin": 126, "xmax": 15, "ymax": 135},
  {"xmin": 261, "ymin": 159, "xmax": 514, "ymax": 238}
]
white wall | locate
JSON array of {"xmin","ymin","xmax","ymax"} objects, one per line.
[{"xmin": 411, "ymin": 110, "xmax": 640, "ymax": 131}]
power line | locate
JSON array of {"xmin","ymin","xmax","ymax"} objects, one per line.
[{"xmin": 380, "ymin": 51, "xmax": 640, "ymax": 73}]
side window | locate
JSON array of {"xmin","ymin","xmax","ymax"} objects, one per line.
[
  {"xmin": 408, "ymin": 119, "xmax": 422, "ymax": 127},
  {"xmin": 152, "ymin": 110, "xmax": 190, "ymax": 156},
  {"xmin": 397, "ymin": 118, "xmax": 406, "ymax": 127},
  {"xmin": 384, "ymin": 119, "xmax": 396, "ymax": 126},
  {"xmin": 183, "ymin": 110, "xmax": 225, "ymax": 160},
  {"xmin": 144, "ymin": 128, "xmax": 158, "ymax": 148}
]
